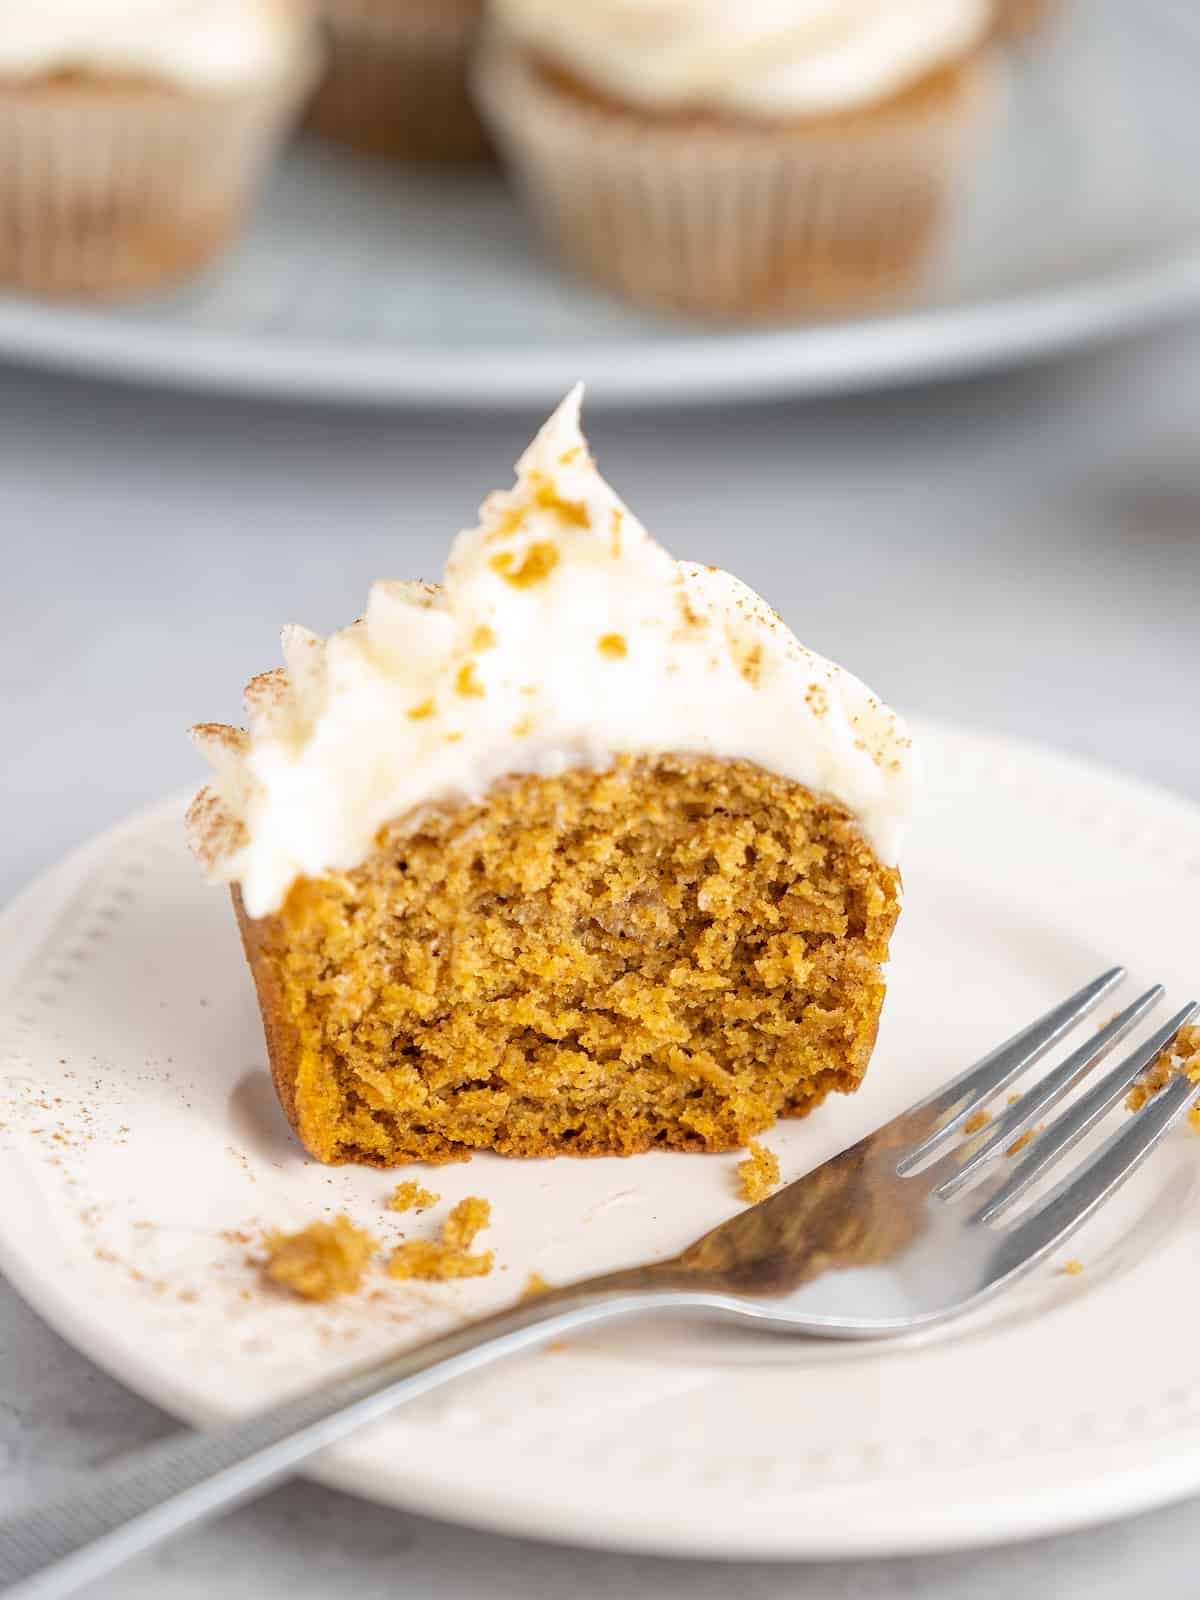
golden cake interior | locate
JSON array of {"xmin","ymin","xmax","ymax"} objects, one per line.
[{"xmin": 237, "ymin": 753, "xmax": 901, "ymax": 1166}]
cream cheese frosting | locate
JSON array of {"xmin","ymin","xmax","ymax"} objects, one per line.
[
  {"xmin": 0, "ymin": 0, "xmax": 307, "ymax": 91},
  {"xmin": 189, "ymin": 387, "xmax": 917, "ymax": 918},
  {"xmin": 492, "ymin": 0, "xmax": 990, "ymax": 118}
]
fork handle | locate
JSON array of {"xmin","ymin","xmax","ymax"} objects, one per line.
[{"xmin": 0, "ymin": 1280, "xmax": 689, "ymax": 1600}]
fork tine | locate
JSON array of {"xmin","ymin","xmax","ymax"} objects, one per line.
[
  {"xmin": 994, "ymin": 1056, "xmax": 1200, "ymax": 1277},
  {"xmin": 973, "ymin": 1002, "xmax": 1199, "ymax": 1224},
  {"xmin": 895, "ymin": 967, "xmax": 1125, "ymax": 1175},
  {"xmin": 933, "ymin": 985, "xmax": 1164, "ymax": 1200}
]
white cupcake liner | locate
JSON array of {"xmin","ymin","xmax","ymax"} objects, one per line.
[
  {"xmin": 0, "ymin": 58, "xmax": 316, "ymax": 299},
  {"xmin": 475, "ymin": 40, "xmax": 996, "ymax": 321},
  {"xmin": 308, "ymin": 0, "xmax": 489, "ymax": 163}
]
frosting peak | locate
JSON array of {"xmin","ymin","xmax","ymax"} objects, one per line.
[
  {"xmin": 492, "ymin": 0, "xmax": 990, "ymax": 118},
  {"xmin": 190, "ymin": 387, "xmax": 916, "ymax": 917}
]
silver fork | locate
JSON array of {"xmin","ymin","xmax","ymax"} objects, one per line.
[{"xmin": 2, "ymin": 967, "xmax": 1196, "ymax": 1600}]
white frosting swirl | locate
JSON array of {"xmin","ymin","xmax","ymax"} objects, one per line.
[
  {"xmin": 0, "ymin": 0, "xmax": 308, "ymax": 91},
  {"xmin": 190, "ymin": 387, "xmax": 917, "ymax": 918},
  {"xmin": 492, "ymin": 0, "xmax": 990, "ymax": 117}
]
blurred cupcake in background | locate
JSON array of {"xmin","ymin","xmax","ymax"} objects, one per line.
[
  {"xmin": 476, "ymin": 0, "xmax": 998, "ymax": 321},
  {"xmin": 0, "ymin": 0, "xmax": 317, "ymax": 300},
  {"xmin": 991, "ymin": 0, "xmax": 1058, "ymax": 41},
  {"xmin": 306, "ymin": 0, "xmax": 490, "ymax": 163}
]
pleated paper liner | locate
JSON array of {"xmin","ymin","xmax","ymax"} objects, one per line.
[
  {"xmin": 0, "ymin": 55, "xmax": 318, "ymax": 299},
  {"xmin": 476, "ymin": 40, "xmax": 997, "ymax": 322}
]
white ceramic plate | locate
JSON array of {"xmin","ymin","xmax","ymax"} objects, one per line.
[
  {"xmin": 2, "ymin": 721, "xmax": 1200, "ymax": 1558},
  {"xmin": 1, "ymin": 2, "xmax": 1199, "ymax": 408}
]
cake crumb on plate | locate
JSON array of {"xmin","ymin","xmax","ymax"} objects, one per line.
[
  {"xmin": 737, "ymin": 1141, "xmax": 780, "ymax": 1202},
  {"xmin": 388, "ymin": 1196, "xmax": 494, "ymax": 1282},
  {"xmin": 261, "ymin": 1214, "xmax": 375, "ymax": 1302},
  {"xmin": 442, "ymin": 1196, "xmax": 490, "ymax": 1249},
  {"xmin": 387, "ymin": 1180, "xmax": 440, "ymax": 1213},
  {"xmin": 387, "ymin": 1240, "xmax": 494, "ymax": 1282}
]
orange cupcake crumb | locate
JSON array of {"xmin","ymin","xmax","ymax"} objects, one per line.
[
  {"xmin": 1006, "ymin": 1126, "xmax": 1042, "ymax": 1157},
  {"xmin": 1126, "ymin": 1024, "xmax": 1200, "ymax": 1113},
  {"xmin": 490, "ymin": 543, "xmax": 560, "ymax": 588},
  {"xmin": 387, "ymin": 1196, "xmax": 494, "ymax": 1282},
  {"xmin": 387, "ymin": 1180, "xmax": 439, "ymax": 1213},
  {"xmin": 737, "ymin": 1140, "xmax": 780, "ymax": 1202},
  {"xmin": 456, "ymin": 662, "xmax": 485, "ymax": 698},
  {"xmin": 261, "ymin": 1214, "xmax": 375, "ymax": 1302}
]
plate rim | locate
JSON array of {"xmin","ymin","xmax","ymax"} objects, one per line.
[
  {"xmin": 2, "ymin": 716, "xmax": 1200, "ymax": 1559},
  {"xmin": 1, "ymin": 243, "xmax": 1198, "ymax": 411}
]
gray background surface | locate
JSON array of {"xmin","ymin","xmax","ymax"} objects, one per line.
[{"xmin": 2, "ymin": 324, "xmax": 1199, "ymax": 1595}]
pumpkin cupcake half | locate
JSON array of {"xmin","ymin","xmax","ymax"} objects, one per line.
[{"xmin": 189, "ymin": 389, "xmax": 916, "ymax": 1166}]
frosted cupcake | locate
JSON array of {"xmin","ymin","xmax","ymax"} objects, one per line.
[
  {"xmin": 0, "ymin": 2, "xmax": 317, "ymax": 299},
  {"xmin": 189, "ymin": 388, "xmax": 915, "ymax": 1166},
  {"xmin": 306, "ymin": 0, "xmax": 490, "ymax": 163},
  {"xmin": 475, "ymin": 0, "xmax": 997, "ymax": 320}
]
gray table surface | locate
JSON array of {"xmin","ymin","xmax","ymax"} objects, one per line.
[{"xmin": 1, "ymin": 327, "xmax": 1199, "ymax": 1597}]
